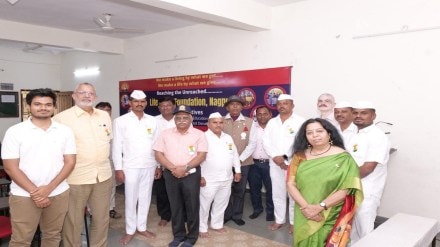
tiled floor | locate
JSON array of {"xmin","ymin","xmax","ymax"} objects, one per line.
[
  {"xmin": 2, "ymin": 192, "xmax": 439, "ymax": 246},
  {"xmin": 0, "ymin": 191, "xmax": 292, "ymax": 247}
]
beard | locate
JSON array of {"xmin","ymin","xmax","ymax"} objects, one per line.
[{"xmin": 76, "ymin": 99, "xmax": 95, "ymax": 108}]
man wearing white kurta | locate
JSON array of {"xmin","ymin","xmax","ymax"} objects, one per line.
[
  {"xmin": 262, "ymin": 94, "xmax": 305, "ymax": 233},
  {"xmin": 348, "ymin": 101, "xmax": 390, "ymax": 244},
  {"xmin": 112, "ymin": 90, "xmax": 159, "ymax": 245},
  {"xmin": 199, "ymin": 112, "xmax": 241, "ymax": 238},
  {"xmin": 333, "ymin": 101, "xmax": 358, "ymax": 148}
]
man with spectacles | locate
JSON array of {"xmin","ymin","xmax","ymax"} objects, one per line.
[
  {"xmin": 53, "ymin": 82, "xmax": 113, "ymax": 247},
  {"xmin": 153, "ymin": 105, "xmax": 208, "ymax": 247}
]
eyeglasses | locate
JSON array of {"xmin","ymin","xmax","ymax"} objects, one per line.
[
  {"xmin": 175, "ymin": 116, "xmax": 191, "ymax": 122},
  {"xmin": 76, "ymin": 91, "xmax": 96, "ymax": 96}
]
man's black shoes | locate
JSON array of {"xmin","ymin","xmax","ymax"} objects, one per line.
[
  {"xmin": 232, "ymin": 219, "xmax": 245, "ymax": 226},
  {"xmin": 249, "ymin": 211, "xmax": 262, "ymax": 219}
]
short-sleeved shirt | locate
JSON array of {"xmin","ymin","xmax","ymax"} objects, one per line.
[
  {"xmin": 1, "ymin": 119, "xmax": 76, "ymax": 196},
  {"xmin": 338, "ymin": 122, "xmax": 358, "ymax": 149},
  {"xmin": 153, "ymin": 126, "xmax": 208, "ymax": 167},
  {"xmin": 263, "ymin": 113, "xmax": 306, "ymax": 160},
  {"xmin": 112, "ymin": 111, "xmax": 158, "ymax": 169},
  {"xmin": 53, "ymin": 105, "xmax": 112, "ymax": 184},
  {"xmin": 348, "ymin": 124, "xmax": 390, "ymax": 199},
  {"xmin": 202, "ymin": 129, "xmax": 240, "ymax": 182},
  {"xmin": 155, "ymin": 115, "xmax": 176, "ymax": 133}
]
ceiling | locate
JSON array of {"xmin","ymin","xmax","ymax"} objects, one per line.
[{"xmin": 0, "ymin": 0, "xmax": 303, "ymax": 53}]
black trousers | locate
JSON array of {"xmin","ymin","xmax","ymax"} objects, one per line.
[
  {"xmin": 163, "ymin": 168, "xmax": 200, "ymax": 245},
  {"xmin": 153, "ymin": 175, "xmax": 171, "ymax": 221},
  {"xmin": 224, "ymin": 165, "xmax": 250, "ymax": 220}
]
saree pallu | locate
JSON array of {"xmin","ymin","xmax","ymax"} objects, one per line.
[{"xmin": 290, "ymin": 152, "xmax": 363, "ymax": 247}]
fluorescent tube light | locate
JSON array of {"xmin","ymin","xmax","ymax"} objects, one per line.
[{"xmin": 74, "ymin": 67, "xmax": 100, "ymax": 77}]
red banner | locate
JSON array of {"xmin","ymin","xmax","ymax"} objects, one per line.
[{"xmin": 119, "ymin": 66, "xmax": 292, "ymax": 128}]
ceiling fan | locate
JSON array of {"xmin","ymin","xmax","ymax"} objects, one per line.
[{"xmin": 84, "ymin": 13, "xmax": 145, "ymax": 33}]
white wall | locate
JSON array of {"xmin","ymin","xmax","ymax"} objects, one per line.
[
  {"xmin": 0, "ymin": 47, "xmax": 61, "ymax": 140},
  {"xmin": 122, "ymin": 0, "xmax": 440, "ymax": 220},
  {"xmin": 60, "ymin": 52, "xmax": 122, "ymax": 118},
  {"xmin": 0, "ymin": 49, "xmax": 122, "ymax": 139}
]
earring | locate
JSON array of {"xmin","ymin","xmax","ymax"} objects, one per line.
[{"xmin": 329, "ymin": 139, "xmax": 333, "ymax": 145}]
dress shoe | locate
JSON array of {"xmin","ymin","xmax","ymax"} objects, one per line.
[
  {"xmin": 168, "ymin": 239, "xmax": 183, "ymax": 247},
  {"xmin": 232, "ymin": 219, "xmax": 245, "ymax": 226},
  {"xmin": 266, "ymin": 214, "xmax": 275, "ymax": 221},
  {"xmin": 249, "ymin": 211, "xmax": 262, "ymax": 219}
]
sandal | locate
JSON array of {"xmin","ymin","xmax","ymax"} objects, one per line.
[{"xmin": 109, "ymin": 209, "xmax": 122, "ymax": 219}]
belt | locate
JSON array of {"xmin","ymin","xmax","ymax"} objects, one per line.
[{"xmin": 253, "ymin": 158, "xmax": 269, "ymax": 163}]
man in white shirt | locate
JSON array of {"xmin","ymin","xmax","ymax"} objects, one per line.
[
  {"xmin": 334, "ymin": 101, "xmax": 358, "ymax": 148},
  {"xmin": 153, "ymin": 96, "xmax": 176, "ymax": 227},
  {"xmin": 263, "ymin": 94, "xmax": 305, "ymax": 233},
  {"xmin": 2, "ymin": 88, "xmax": 76, "ymax": 246},
  {"xmin": 239, "ymin": 106, "xmax": 274, "ymax": 221},
  {"xmin": 199, "ymin": 112, "xmax": 241, "ymax": 238},
  {"xmin": 112, "ymin": 90, "xmax": 159, "ymax": 245},
  {"xmin": 317, "ymin": 93, "xmax": 338, "ymax": 127},
  {"xmin": 348, "ymin": 101, "xmax": 390, "ymax": 244}
]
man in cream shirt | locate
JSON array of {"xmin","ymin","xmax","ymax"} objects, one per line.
[{"xmin": 54, "ymin": 82, "xmax": 113, "ymax": 247}]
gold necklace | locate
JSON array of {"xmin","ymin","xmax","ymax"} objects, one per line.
[{"xmin": 309, "ymin": 145, "xmax": 332, "ymax": 156}]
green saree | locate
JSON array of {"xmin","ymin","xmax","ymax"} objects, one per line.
[{"xmin": 290, "ymin": 152, "xmax": 363, "ymax": 247}]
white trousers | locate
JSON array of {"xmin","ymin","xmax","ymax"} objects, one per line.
[
  {"xmin": 199, "ymin": 179, "xmax": 232, "ymax": 232},
  {"xmin": 123, "ymin": 167, "xmax": 156, "ymax": 234},
  {"xmin": 350, "ymin": 195, "xmax": 380, "ymax": 244},
  {"xmin": 270, "ymin": 161, "xmax": 294, "ymax": 225}
]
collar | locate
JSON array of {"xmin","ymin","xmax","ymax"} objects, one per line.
[
  {"xmin": 225, "ymin": 113, "xmax": 245, "ymax": 121},
  {"xmin": 27, "ymin": 117, "xmax": 57, "ymax": 130},
  {"xmin": 172, "ymin": 126, "xmax": 193, "ymax": 135},
  {"xmin": 206, "ymin": 129, "xmax": 225, "ymax": 138},
  {"xmin": 128, "ymin": 111, "xmax": 146, "ymax": 119},
  {"xmin": 73, "ymin": 105, "xmax": 97, "ymax": 117},
  {"xmin": 358, "ymin": 124, "xmax": 375, "ymax": 133}
]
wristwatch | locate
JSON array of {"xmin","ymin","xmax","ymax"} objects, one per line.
[
  {"xmin": 319, "ymin": 202, "xmax": 328, "ymax": 210},
  {"xmin": 185, "ymin": 165, "xmax": 192, "ymax": 172}
]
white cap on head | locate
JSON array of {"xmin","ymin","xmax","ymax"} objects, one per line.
[
  {"xmin": 335, "ymin": 101, "xmax": 352, "ymax": 109},
  {"xmin": 208, "ymin": 112, "xmax": 222, "ymax": 119},
  {"xmin": 277, "ymin": 94, "xmax": 294, "ymax": 101},
  {"xmin": 130, "ymin": 90, "xmax": 146, "ymax": 100},
  {"xmin": 353, "ymin": 100, "xmax": 375, "ymax": 109}
]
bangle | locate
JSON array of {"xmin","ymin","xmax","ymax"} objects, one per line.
[{"xmin": 185, "ymin": 165, "xmax": 191, "ymax": 172}]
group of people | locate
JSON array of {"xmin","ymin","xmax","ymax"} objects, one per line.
[
  {"xmin": 0, "ymin": 84, "xmax": 390, "ymax": 247},
  {"xmin": 287, "ymin": 94, "xmax": 390, "ymax": 246}
]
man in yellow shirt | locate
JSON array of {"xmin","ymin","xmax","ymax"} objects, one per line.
[{"xmin": 54, "ymin": 82, "xmax": 113, "ymax": 247}]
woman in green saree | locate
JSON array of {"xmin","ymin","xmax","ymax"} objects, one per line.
[{"xmin": 287, "ymin": 118, "xmax": 363, "ymax": 247}]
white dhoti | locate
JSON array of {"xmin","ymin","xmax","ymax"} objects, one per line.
[
  {"xmin": 123, "ymin": 167, "xmax": 156, "ymax": 234},
  {"xmin": 270, "ymin": 161, "xmax": 294, "ymax": 225},
  {"xmin": 199, "ymin": 179, "xmax": 232, "ymax": 232}
]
